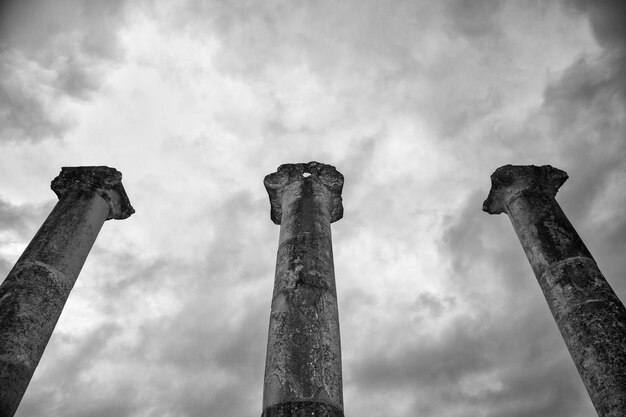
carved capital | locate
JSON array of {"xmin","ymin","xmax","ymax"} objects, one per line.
[
  {"xmin": 51, "ymin": 166, "xmax": 135, "ymax": 220},
  {"xmin": 482, "ymin": 164, "xmax": 568, "ymax": 215},
  {"xmin": 264, "ymin": 161, "xmax": 344, "ymax": 225}
]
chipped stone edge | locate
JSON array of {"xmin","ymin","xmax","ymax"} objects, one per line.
[
  {"xmin": 51, "ymin": 166, "xmax": 135, "ymax": 220},
  {"xmin": 482, "ymin": 164, "xmax": 568, "ymax": 215},
  {"xmin": 264, "ymin": 161, "xmax": 344, "ymax": 225}
]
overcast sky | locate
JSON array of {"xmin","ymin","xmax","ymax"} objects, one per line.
[{"xmin": 0, "ymin": 1, "xmax": 625, "ymax": 416}]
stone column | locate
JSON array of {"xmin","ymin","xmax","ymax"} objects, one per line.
[
  {"xmin": 262, "ymin": 161, "xmax": 344, "ymax": 417},
  {"xmin": 0, "ymin": 166, "xmax": 134, "ymax": 417},
  {"xmin": 483, "ymin": 164, "xmax": 626, "ymax": 417}
]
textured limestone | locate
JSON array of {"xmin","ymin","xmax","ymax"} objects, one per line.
[
  {"xmin": 51, "ymin": 166, "xmax": 134, "ymax": 220},
  {"xmin": 261, "ymin": 401, "xmax": 344, "ymax": 417},
  {"xmin": 0, "ymin": 166, "xmax": 134, "ymax": 417},
  {"xmin": 484, "ymin": 164, "xmax": 626, "ymax": 417},
  {"xmin": 262, "ymin": 162, "xmax": 344, "ymax": 417}
]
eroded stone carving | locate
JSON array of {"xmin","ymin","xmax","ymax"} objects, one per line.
[
  {"xmin": 51, "ymin": 166, "xmax": 135, "ymax": 220},
  {"xmin": 264, "ymin": 161, "xmax": 343, "ymax": 225},
  {"xmin": 482, "ymin": 164, "xmax": 568, "ymax": 215}
]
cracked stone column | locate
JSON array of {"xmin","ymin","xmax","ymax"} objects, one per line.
[
  {"xmin": 0, "ymin": 166, "xmax": 134, "ymax": 417},
  {"xmin": 262, "ymin": 161, "xmax": 344, "ymax": 417},
  {"xmin": 483, "ymin": 164, "xmax": 626, "ymax": 417}
]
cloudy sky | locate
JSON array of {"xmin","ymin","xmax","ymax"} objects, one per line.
[{"xmin": 0, "ymin": 1, "xmax": 625, "ymax": 416}]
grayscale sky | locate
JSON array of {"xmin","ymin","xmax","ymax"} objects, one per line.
[{"xmin": 0, "ymin": 1, "xmax": 625, "ymax": 416}]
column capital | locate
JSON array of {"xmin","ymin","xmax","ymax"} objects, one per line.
[
  {"xmin": 51, "ymin": 166, "xmax": 135, "ymax": 220},
  {"xmin": 264, "ymin": 161, "xmax": 344, "ymax": 225},
  {"xmin": 482, "ymin": 164, "xmax": 568, "ymax": 215}
]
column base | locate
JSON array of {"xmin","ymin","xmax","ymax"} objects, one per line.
[{"xmin": 261, "ymin": 401, "xmax": 344, "ymax": 417}]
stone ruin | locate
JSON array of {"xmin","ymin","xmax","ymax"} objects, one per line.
[{"xmin": 0, "ymin": 162, "xmax": 624, "ymax": 417}]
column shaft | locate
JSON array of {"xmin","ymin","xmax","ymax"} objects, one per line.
[
  {"xmin": 263, "ymin": 162, "xmax": 344, "ymax": 417},
  {"xmin": 484, "ymin": 165, "xmax": 626, "ymax": 417},
  {"xmin": 0, "ymin": 167, "xmax": 133, "ymax": 417}
]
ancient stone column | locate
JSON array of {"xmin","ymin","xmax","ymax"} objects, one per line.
[
  {"xmin": 0, "ymin": 166, "xmax": 134, "ymax": 417},
  {"xmin": 483, "ymin": 164, "xmax": 626, "ymax": 417},
  {"xmin": 262, "ymin": 161, "xmax": 344, "ymax": 417}
]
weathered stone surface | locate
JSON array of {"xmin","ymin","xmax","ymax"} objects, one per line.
[
  {"xmin": 51, "ymin": 166, "xmax": 135, "ymax": 220},
  {"xmin": 483, "ymin": 164, "xmax": 626, "ymax": 417},
  {"xmin": 264, "ymin": 161, "xmax": 343, "ymax": 225},
  {"xmin": 262, "ymin": 162, "xmax": 344, "ymax": 416},
  {"xmin": 0, "ymin": 166, "xmax": 133, "ymax": 417},
  {"xmin": 482, "ymin": 164, "xmax": 568, "ymax": 216},
  {"xmin": 261, "ymin": 401, "xmax": 344, "ymax": 417}
]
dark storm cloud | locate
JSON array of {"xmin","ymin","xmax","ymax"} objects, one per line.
[
  {"xmin": 559, "ymin": 0, "xmax": 626, "ymax": 99},
  {"xmin": 445, "ymin": 0, "xmax": 503, "ymax": 38},
  {"xmin": 163, "ymin": 300, "xmax": 267, "ymax": 417},
  {"xmin": 543, "ymin": 58, "xmax": 619, "ymax": 130},
  {"xmin": 351, "ymin": 313, "xmax": 590, "ymax": 416},
  {"xmin": 537, "ymin": 51, "xmax": 625, "ymax": 237},
  {"xmin": 353, "ymin": 318, "xmax": 491, "ymax": 389},
  {"xmin": 563, "ymin": 0, "xmax": 626, "ymax": 49},
  {"xmin": 0, "ymin": 0, "xmax": 127, "ymax": 60},
  {"xmin": 467, "ymin": 357, "xmax": 587, "ymax": 417},
  {"xmin": 0, "ymin": 0, "xmax": 129, "ymax": 142},
  {"xmin": 524, "ymin": 0, "xmax": 626, "ymax": 298}
]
